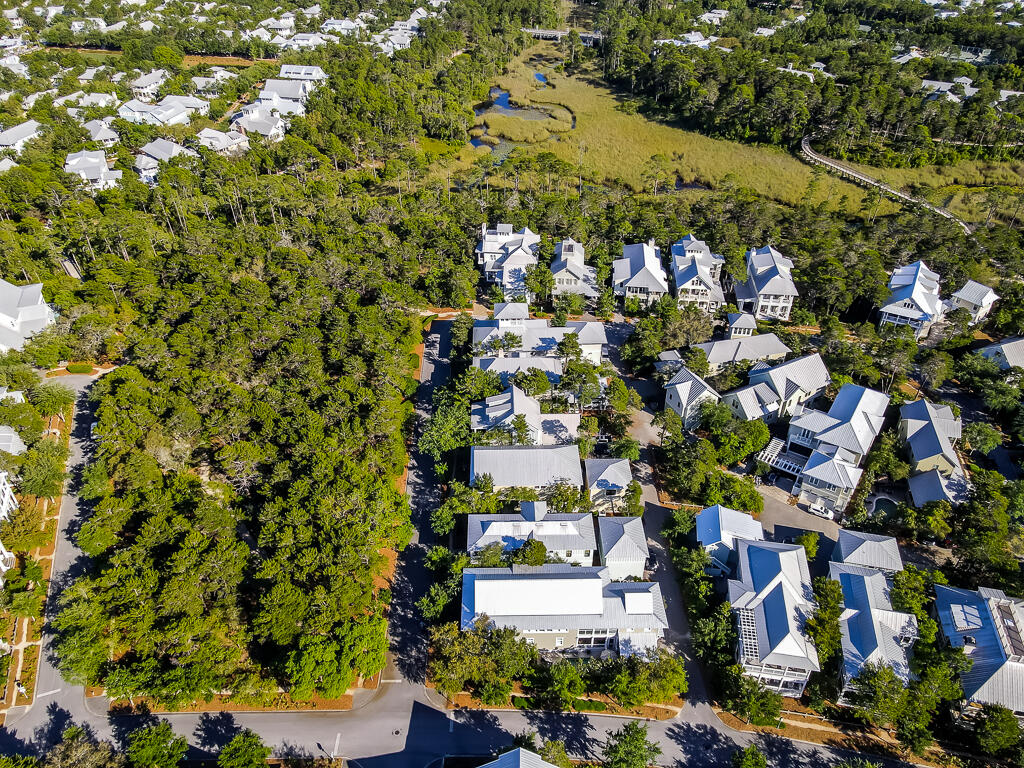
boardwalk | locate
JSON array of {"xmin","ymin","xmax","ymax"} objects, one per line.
[
  {"xmin": 800, "ymin": 136, "xmax": 973, "ymax": 235},
  {"xmin": 522, "ymin": 27, "xmax": 604, "ymax": 45}
]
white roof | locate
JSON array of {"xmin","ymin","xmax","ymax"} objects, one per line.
[
  {"xmin": 0, "ymin": 119, "xmax": 40, "ymax": 147},
  {"xmin": 466, "ymin": 502, "xmax": 596, "ymax": 554},
  {"xmin": 693, "ymin": 333, "xmax": 791, "ymax": 366},
  {"xmin": 790, "ymin": 384, "xmax": 888, "ymax": 458},
  {"xmin": 584, "ymin": 457, "xmax": 632, "ymax": 493},
  {"xmin": 981, "ymin": 337, "xmax": 1024, "ymax": 369},
  {"xmin": 952, "ymin": 279, "xmax": 998, "ymax": 307},
  {"xmin": 470, "ymin": 444, "xmax": 582, "ymax": 488},
  {"xmin": 880, "ymin": 260, "xmax": 943, "ymax": 322},
  {"xmin": 473, "ymin": 355, "xmax": 562, "ymax": 386},
  {"xmin": 480, "ymin": 749, "xmax": 563, "ymax": 768},
  {"xmin": 750, "ymin": 353, "xmax": 830, "ymax": 403},
  {"xmin": 736, "ymin": 245, "xmax": 798, "ymax": 298},
  {"xmin": 279, "ymin": 64, "xmax": 327, "ymax": 80},
  {"xmin": 664, "ymin": 366, "xmax": 718, "ymax": 412},
  {"xmin": 613, "ymin": 242, "xmax": 669, "ymax": 293},
  {"xmin": 799, "ymin": 450, "xmax": 862, "ymax": 490},
  {"xmin": 131, "ymin": 68, "xmax": 167, "ymax": 88},
  {"xmin": 833, "ymin": 530, "xmax": 903, "ymax": 572},
  {"xmin": 598, "ymin": 516, "xmax": 648, "ymax": 563},
  {"xmin": 139, "ymin": 138, "xmax": 196, "ymax": 162},
  {"xmin": 0, "ymin": 425, "xmax": 26, "ymax": 455},
  {"xmin": 470, "ymin": 385, "xmax": 541, "ymax": 435}
]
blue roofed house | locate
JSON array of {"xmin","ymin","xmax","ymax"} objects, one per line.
[
  {"xmin": 935, "ymin": 585, "xmax": 1024, "ymax": 720},
  {"xmin": 671, "ymin": 234, "xmax": 725, "ymax": 314},
  {"xmin": 832, "ymin": 530, "xmax": 904, "ymax": 574},
  {"xmin": 695, "ymin": 504, "xmax": 764, "ymax": 575},
  {"xmin": 728, "ymin": 540, "xmax": 820, "ymax": 696},
  {"xmin": 878, "ymin": 261, "xmax": 945, "ymax": 340},
  {"xmin": 613, "ymin": 241, "xmax": 669, "ymax": 306}
]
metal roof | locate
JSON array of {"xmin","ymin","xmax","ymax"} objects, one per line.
[
  {"xmin": 598, "ymin": 515, "xmax": 649, "ymax": 563},
  {"xmin": 833, "ymin": 530, "xmax": 903, "ymax": 572},
  {"xmin": 480, "ymin": 749, "xmax": 563, "ymax": 768},
  {"xmin": 584, "ymin": 457, "xmax": 632, "ymax": 492},
  {"xmin": 900, "ymin": 399, "xmax": 961, "ymax": 469},
  {"xmin": 694, "ymin": 333, "xmax": 791, "ymax": 366},
  {"xmin": 470, "ymin": 445, "xmax": 583, "ymax": 488},
  {"xmin": 466, "ymin": 505, "xmax": 596, "ymax": 554},
  {"xmin": 952, "ymin": 279, "xmax": 998, "ymax": 307}
]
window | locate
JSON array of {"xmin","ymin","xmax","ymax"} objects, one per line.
[
  {"xmin": 555, "ymin": 637, "xmax": 564, "ymax": 647},
  {"xmin": 526, "ymin": 637, "xmax": 536, "ymax": 645},
  {"xmin": 584, "ymin": 550, "xmax": 591, "ymax": 557},
  {"xmin": 566, "ymin": 550, "xmax": 573, "ymax": 557}
]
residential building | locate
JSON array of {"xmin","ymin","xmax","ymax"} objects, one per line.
[
  {"xmin": 0, "ymin": 425, "xmax": 26, "ymax": 455},
  {"xmin": 472, "ymin": 308, "xmax": 606, "ymax": 365},
  {"xmin": 63, "ymin": 150, "xmax": 121, "ymax": 191},
  {"xmin": 832, "ymin": 530, "xmax": 904, "ymax": 574},
  {"xmin": 191, "ymin": 66, "xmax": 237, "ymax": 96},
  {"xmin": 728, "ymin": 313, "xmax": 757, "ymax": 339},
  {"xmin": 473, "ymin": 355, "xmax": 562, "ymax": 388},
  {"xmin": 664, "ymin": 366, "xmax": 719, "ymax": 429},
  {"xmin": 830, "ymin": 561, "xmax": 917, "ymax": 702},
  {"xmin": 471, "ymin": 385, "xmax": 542, "ymax": 444},
  {"xmin": 584, "ymin": 457, "xmax": 633, "ymax": 515},
  {"xmin": 551, "ymin": 238, "xmax": 598, "ymax": 299},
  {"xmin": 613, "ymin": 241, "xmax": 669, "ymax": 306},
  {"xmin": 724, "ymin": 353, "xmax": 830, "ymax": 422},
  {"xmin": 477, "ymin": 749, "xmax": 562, "ymax": 768},
  {"xmin": 461, "ymin": 564, "xmax": 667, "ymax": 654},
  {"xmin": 733, "ymin": 245, "xmax": 798, "ymax": 321},
  {"xmin": 900, "ymin": 400, "xmax": 961, "ymax": 476},
  {"xmin": 466, "ymin": 501, "xmax": 596, "ymax": 566},
  {"xmin": 0, "ymin": 119, "xmax": 41, "ymax": 155},
  {"xmin": 908, "ymin": 466, "xmax": 972, "ymax": 508},
  {"xmin": 980, "ymin": 337, "xmax": 1024, "ymax": 370},
  {"xmin": 934, "ymin": 584, "xmax": 1024, "ymax": 718},
  {"xmin": 231, "ymin": 109, "xmax": 287, "ymax": 142},
  {"xmin": 760, "ymin": 384, "xmax": 887, "ymax": 513},
  {"xmin": 475, "ymin": 223, "xmax": 540, "ymax": 299},
  {"xmin": 196, "ymin": 128, "xmax": 250, "ymax": 155},
  {"xmin": 0, "ymin": 471, "xmax": 16, "ymax": 519},
  {"xmin": 597, "ymin": 516, "xmax": 649, "ymax": 579},
  {"xmin": 671, "ymin": 234, "xmax": 725, "ymax": 313},
  {"xmin": 469, "ymin": 444, "xmax": 583, "ymax": 492},
  {"xmin": 728, "ymin": 540, "xmax": 820, "ymax": 696},
  {"xmin": 279, "ymin": 64, "xmax": 328, "ymax": 82},
  {"xmin": 0, "ymin": 278, "xmax": 55, "ymax": 352},
  {"xmin": 692, "ymin": 333, "xmax": 791, "ymax": 374},
  {"xmin": 950, "ymin": 280, "xmax": 998, "ymax": 324},
  {"xmin": 878, "ymin": 261, "xmax": 945, "ymax": 340},
  {"xmin": 118, "ymin": 96, "xmax": 207, "ymax": 126},
  {"xmin": 134, "ymin": 138, "xmax": 197, "ymax": 184},
  {"xmin": 131, "ymin": 68, "xmax": 168, "ymax": 101},
  {"xmin": 84, "ymin": 118, "xmax": 118, "ymax": 147},
  {"xmin": 695, "ymin": 504, "xmax": 764, "ymax": 575}
]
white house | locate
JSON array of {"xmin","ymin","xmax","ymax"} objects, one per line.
[
  {"xmin": 469, "ymin": 444, "xmax": 583, "ymax": 492},
  {"xmin": 461, "ymin": 564, "xmax": 667, "ymax": 655},
  {"xmin": 695, "ymin": 504, "xmax": 764, "ymax": 575},
  {"xmin": 733, "ymin": 245, "xmax": 799, "ymax": 321},
  {"xmin": 728, "ymin": 539, "xmax": 820, "ymax": 697},
  {"xmin": 613, "ymin": 241, "xmax": 669, "ymax": 306},
  {"xmin": 279, "ymin": 64, "xmax": 328, "ymax": 82},
  {"xmin": 471, "ymin": 306, "xmax": 606, "ymax": 365},
  {"xmin": 466, "ymin": 501, "xmax": 596, "ymax": 566},
  {"xmin": 475, "ymin": 223, "xmax": 540, "ymax": 299},
  {"xmin": 130, "ymin": 68, "xmax": 168, "ymax": 101},
  {"xmin": 134, "ymin": 138, "xmax": 197, "ymax": 184},
  {"xmin": 196, "ymin": 127, "xmax": 250, "ymax": 155},
  {"xmin": 0, "ymin": 119, "xmax": 41, "ymax": 155},
  {"xmin": 0, "ymin": 278, "xmax": 55, "ymax": 352},
  {"xmin": 664, "ymin": 365, "xmax": 718, "ymax": 429},
  {"xmin": 551, "ymin": 238, "xmax": 598, "ymax": 299},
  {"xmin": 832, "ymin": 530, "xmax": 904, "ymax": 574},
  {"xmin": 64, "ymin": 150, "xmax": 121, "ymax": 191},
  {"xmin": 584, "ymin": 457, "xmax": 633, "ymax": 515},
  {"xmin": 949, "ymin": 280, "xmax": 998, "ymax": 324},
  {"xmin": 693, "ymin": 333, "xmax": 791, "ymax": 374},
  {"xmin": 0, "ymin": 471, "xmax": 17, "ymax": 583},
  {"xmin": 723, "ymin": 353, "xmax": 830, "ymax": 422},
  {"xmin": 0, "ymin": 427, "xmax": 25, "ymax": 455},
  {"xmin": 878, "ymin": 261, "xmax": 944, "ymax": 340},
  {"xmin": 597, "ymin": 516, "xmax": 649, "ymax": 579},
  {"xmin": 471, "ymin": 385, "xmax": 542, "ymax": 444},
  {"xmin": 231, "ymin": 109, "xmax": 287, "ymax": 142},
  {"xmin": 671, "ymin": 234, "xmax": 725, "ymax": 314},
  {"xmin": 84, "ymin": 118, "xmax": 118, "ymax": 147},
  {"xmin": 728, "ymin": 312, "xmax": 757, "ymax": 339},
  {"xmin": 980, "ymin": 337, "xmax": 1024, "ymax": 370}
]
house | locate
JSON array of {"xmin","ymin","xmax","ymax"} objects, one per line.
[
  {"xmin": 0, "ymin": 471, "xmax": 16, "ymax": 583},
  {"xmin": 134, "ymin": 138, "xmax": 197, "ymax": 184},
  {"xmin": 196, "ymin": 127, "xmax": 250, "ymax": 155},
  {"xmin": 699, "ymin": 8, "xmax": 729, "ymax": 24},
  {"xmin": 728, "ymin": 539, "xmax": 820, "ymax": 696},
  {"xmin": 192, "ymin": 67, "xmax": 237, "ymax": 97},
  {"xmin": 597, "ymin": 516, "xmax": 649, "ymax": 579},
  {"xmin": 671, "ymin": 234, "xmax": 725, "ymax": 313},
  {"xmin": 472, "ymin": 308, "xmax": 607, "ymax": 365},
  {"xmin": 724, "ymin": 353, "xmax": 830, "ymax": 422},
  {"xmin": 664, "ymin": 366, "xmax": 719, "ymax": 429},
  {"xmin": 84, "ymin": 118, "xmax": 117, "ymax": 147},
  {"xmin": 584, "ymin": 457, "xmax": 633, "ymax": 515},
  {"xmin": 980, "ymin": 337, "xmax": 1024, "ymax": 370},
  {"xmin": 321, "ymin": 18, "xmax": 363, "ymax": 34},
  {"xmin": 908, "ymin": 467, "xmax": 971, "ymax": 508},
  {"xmin": 878, "ymin": 261, "xmax": 944, "ymax": 340},
  {"xmin": 130, "ymin": 68, "xmax": 168, "ymax": 101},
  {"xmin": 471, "ymin": 385, "xmax": 542, "ymax": 444},
  {"xmin": 63, "ymin": 150, "xmax": 121, "ymax": 191},
  {"xmin": 0, "ymin": 425, "xmax": 26, "ymax": 455},
  {"xmin": 475, "ymin": 223, "xmax": 540, "ymax": 299},
  {"xmin": 469, "ymin": 444, "xmax": 583, "ymax": 492},
  {"xmin": 279, "ymin": 64, "xmax": 328, "ymax": 82},
  {"xmin": 949, "ymin": 280, "xmax": 998, "ymax": 324},
  {"xmin": 613, "ymin": 241, "xmax": 669, "ymax": 306},
  {"xmin": 934, "ymin": 584, "xmax": 1024, "ymax": 718},
  {"xmin": 733, "ymin": 245, "xmax": 799, "ymax": 321},
  {"xmin": 0, "ymin": 278, "xmax": 55, "ymax": 352},
  {"xmin": 830, "ymin": 561, "xmax": 918, "ymax": 702},
  {"xmin": 460, "ymin": 564, "xmax": 667, "ymax": 654},
  {"xmin": 159, "ymin": 94, "xmax": 209, "ymax": 117},
  {"xmin": 695, "ymin": 504, "xmax": 764, "ymax": 575},
  {"xmin": 760, "ymin": 384, "xmax": 887, "ymax": 513},
  {"xmin": 832, "ymin": 530, "xmax": 904, "ymax": 574},
  {"xmin": 551, "ymin": 238, "xmax": 598, "ymax": 299},
  {"xmin": 477, "ymin": 749, "xmax": 562, "ymax": 768},
  {"xmin": 473, "ymin": 355, "xmax": 562, "ymax": 387},
  {"xmin": 466, "ymin": 501, "xmax": 596, "ymax": 566},
  {"xmin": 693, "ymin": 333, "xmax": 791, "ymax": 374},
  {"xmin": 728, "ymin": 313, "xmax": 757, "ymax": 339},
  {"xmin": 900, "ymin": 400, "xmax": 961, "ymax": 476},
  {"xmin": 0, "ymin": 120, "xmax": 41, "ymax": 155},
  {"xmin": 117, "ymin": 98, "xmax": 200, "ymax": 126},
  {"xmin": 231, "ymin": 109, "xmax": 287, "ymax": 142}
]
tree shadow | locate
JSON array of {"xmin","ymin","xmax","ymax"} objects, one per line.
[
  {"xmin": 664, "ymin": 720, "xmax": 738, "ymax": 767},
  {"xmin": 193, "ymin": 711, "xmax": 240, "ymax": 753},
  {"xmin": 756, "ymin": 731, "xmax": 832, "ymax": 768},
  {"xmin": 107, "ymin": 708, "xmax": 160, "ymax": 750},
  {"xmin": 521, "ymin": 710, "xmax": 597, "ymax": 759}
]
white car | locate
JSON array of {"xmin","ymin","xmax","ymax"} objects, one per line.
[{"xmin": 808, "ymin": 502, "xmax": 834, "ymax": 520}]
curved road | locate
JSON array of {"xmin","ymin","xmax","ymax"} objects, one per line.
[{"xmin": 1, "ymin": 338, "xmax": 916, "ymax": 768}]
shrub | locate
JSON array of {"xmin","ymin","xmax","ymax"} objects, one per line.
[{"xmin": 65, "ymin": 363, "xmax": 94, "ymax": 374}]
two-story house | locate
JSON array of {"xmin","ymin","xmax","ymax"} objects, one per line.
[
  {"xmin": 0, "ymin": 278, "xmax": 55, "ymax": 352},
  {"xmin": 584, "ymin": 457, "xmax": 633, "ymax": 515},
  {"xmin": 878, "ymin": 261, "xmax": 944, "ymax": 340},
  {"xmin": 472, "ymin": 304, "xmax": 607, "ymax": 365},
  {"xmin": 723, "ymin": 353, "xmax": 830, "ymax": 422},
  {"xmin": 475, "ymin": 223, "xmax": 540, "ymax": 300},
  {"xmin": 664, "ymin": 366, "xmax": 719, "ymax": 429},
  {"xmin": 900, "ymin": 399, "xmax": 972, "ymax": 509},
  {"xmin": 695, "ymin": 504, "xmax": 764, "ymax": 575},
  {"xmin": 551, "ymin": 238, "xmax": 599, "ymax": 300},
  {"xmin": 470, "ymin": 444, "xmax": 583, "ymax": 493},
  {"xmin": 613, "ymin": 241, "xmax": 669, "ymax": 306},
  {"xmin": 733, "ymin": 245, "xmax": 799, "ymax": 321},
  {"xmin": 671, "ymin": 234, "xmax": 725, "ymax": 314},
  {"xmin": 949, "ymin": 280, "xmax": 998, "ymax": 325},
  {"xmin": 466, "ymin": 501, "xmax": 596, "ymax": 565}
]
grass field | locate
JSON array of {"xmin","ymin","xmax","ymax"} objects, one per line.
[{"xmin": 463, "ymin": 42, "xmax": 880, "ymax": 212}]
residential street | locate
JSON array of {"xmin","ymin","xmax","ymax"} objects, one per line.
[{"xmin": 0, "ymin": 336, "xmax": 917, "ymax": 768}]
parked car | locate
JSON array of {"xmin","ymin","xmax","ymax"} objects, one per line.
[{"xmin": 808, "ymin": 501, "xmax": 834, "ymax": 520}]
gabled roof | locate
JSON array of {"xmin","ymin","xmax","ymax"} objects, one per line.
[
  {"xmin": 750, "ymin": 353, "xmax": 830, "ymax": 402},
  {"xmin": 728, "ymin": 312, "xmax": 758, "ymax": 330},
  {"xmin": 952, "ymin": 279, "xmax": 998, "ymax": 307},
  {"xmin": 470, "ymin": 444, "xmax": 583, "ymax": 488},
  {"xmin": 980, "ymin": 337, "xmax": 1024, "ymax": 369},
  {"xmin": 830, "ymin": 562, "xmax": 917, "ymax": 685},
  {"xmin": 813, "ymin": 385, "xmax": 888, "ymax": 455},
  {"xmin": 696, "ymin": 504, "xmax": 764, "ymax": 551},
  {"xmin": 908, "ymin": 467, "xmax": 971, "ymax": 507},
  {"xmin": 833, "ymin": 530, "xmax": 903, "ymax": 572},
  {"xmin": 880, "ymin": 261, "xmax": 943, "ymax": 321},
  {"xmin": 598, "ymin": 516, "xmax": 649, "ymax": 563},
  {"xmin": 493, "ymin": 302, "xmax": 529, "ymax": 321},
  {"xmin": 480, "ymin": 749, "xmax": 562, "ymax": 768},
  {"xmin": 466, "ymin": 502, "xmax": 596, "ymax": 554},
  {"xmin": 693, "ymin": 333, "xmax": 791, "ymax": 366},
  {"xmin": 470, "ymin": 385, "xmax": 541, "ymax": 436},
  {"xmin": 665, "ymin": 366, "xmax": 719, "ymax": 411},
  {"xmin": 741, "ymin": 245, "xmax": 798, "ymax": 297},
  {"xmin": 0, "ymin": 119, "xmax": 40, "ymax": 147},
  {"xmin": 584, "ymin": 457, "xmax": 632, "ymax": 492},
  {"xmin": 473, "ymin": 355, "xmax": 562, "ymax": 386},
  {"xmin": 900, "ymin": 399, "xmax": 961, "ymax": 468},
  {"xmin": 613, "ymin": 242, "xmax": 668, "ymax": 293},
  {"xmin": 799, "ymin": 450, "xmax": 862, "ymax": 490},
  {"xmin": 725, "ymin": 381, "xmax": 781, "ymax": 421}
]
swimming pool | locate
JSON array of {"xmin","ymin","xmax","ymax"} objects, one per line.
[{"xmin": 872, "ymin": 498, "xmax": 900, "ymax": 517}]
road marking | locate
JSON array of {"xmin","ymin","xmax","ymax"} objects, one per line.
[
  {"xmin": 381, "ymin": 678, "xmax": 403, "ymax": 683},
  {"xmin": 36, "ymin": 688, "xmax": 61, "ymax": 698},
  {"xmin": 448, "ymin": 711, "xmax": 454, "ymax": 732},
  {"xmin": 331, "ymin": 732, "xmax": 341, "ymax": 758}
]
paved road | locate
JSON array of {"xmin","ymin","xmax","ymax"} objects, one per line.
[{"xmin": 0, "ymin": 348, "xmax": 917, "ymax": 768}]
